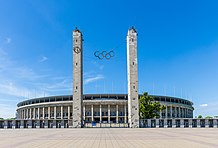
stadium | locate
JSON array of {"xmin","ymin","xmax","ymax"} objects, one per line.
[
  {"xmin": 15, "ymin": 94, "xmax": 194, "ymax": 128},
  {"xmin": 5, "ymin": 27, "xmax": 218, "ymax": 129}
]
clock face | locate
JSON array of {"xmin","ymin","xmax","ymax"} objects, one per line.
[{"xmin": 74, "ymin": 47, "xmax": 81, "ymax": 54}]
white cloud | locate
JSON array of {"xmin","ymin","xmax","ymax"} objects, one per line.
[
  {"xmin": 45, "ymin": 78, "xmax": 71, "ymax": 91},
  {"xmin": 0, "ymin": 103, "xmax": 16, "ymax": 118},
  {"xmin": 0, "ymin": 36, "xmax": 11, "ymax": 44},
  {"xmin": 14, "ymin": 66, "xmax": 48, "ymax": 80},
  {"xmin": 5, "ymin": 37, "xmax": 11, "ymax": 44},
  {"xmin": 0, "ymin": 48, "xmax": 49, "ymax": 98},
  {"xmin": 0, "ymin": 48, "xmax": 49, "ymax": 80},
  {"xmin": 0, "ymin": 80, "xmax": 35, "ymax": 98},
  {"xmin": 84, "ymin": 74, "xmax": 104, "ymax": 85},
  {"xmin": 0, "ymin": 48, "xmax": 11, "ymax": 68},
  {"xmin": 200, "ymin": 104, "xmax": 208, "ymax": 107},
  {"xmin": 91, "ymin": 61, "xmax": 105, "ymax": 70},
  {"xmin": 39, "ymin": 56, "xmax": 48, "ymax": 62},
  {"xmin": 0, "ymin": 46, "xmax": 72, "ymax": 118}
]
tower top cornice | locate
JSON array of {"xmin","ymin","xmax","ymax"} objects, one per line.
[
  {"xmin": 128, "ymin": 26, "xmax": 137, "ymax": 33},
  {"xmin": 73, "ymin": 27, "xmax": 82, "ymax": 34},
  {"xmin": 127, "ymin": 26, "xmax": 137, "ymax": 36}
]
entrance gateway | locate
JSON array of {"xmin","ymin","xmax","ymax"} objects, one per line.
[{"xmin": 72, "ymin": 27, "xmax": 139, "ymax": 128}]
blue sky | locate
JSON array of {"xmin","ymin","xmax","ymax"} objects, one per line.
[{"xmin": 0, "ymin": 0, "xmax": 218, "ymax": 118}]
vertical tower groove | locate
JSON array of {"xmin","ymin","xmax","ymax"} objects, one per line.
[
  {"xmin": 72, "ymin": 28, "xmax": 83, "ymax": 128},
  {"xmin": 127, "ymin": 27, "xmax": 139, "ymax": 128}
]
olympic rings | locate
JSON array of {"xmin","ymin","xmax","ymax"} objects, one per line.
[{"xmin": 94, "ymin": 50, "xmax": 115, "ymax": 60}]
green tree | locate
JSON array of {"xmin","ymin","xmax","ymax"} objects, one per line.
[
  {"xmin": 205, "ymin": 116, "xmax": 213, "ymax": 119},
  {"xmin": 139, "ymin": 92, "xmax": 166, "ymax": 119},
  {"xmin": 198, "ymin": 115, "xmax": 203, "ymax": 118},
  {"xmin": 6, "ymin": 118, "xmax": 16, "ymax": 120}
]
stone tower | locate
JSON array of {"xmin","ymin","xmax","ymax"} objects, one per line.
[
  {"xmin": 127, "ymin": 27, "xmax": 139, "ymax": 128},
  {"xmin": 72, "ymin": 28, "xmax": 83, "ymax": 128}
]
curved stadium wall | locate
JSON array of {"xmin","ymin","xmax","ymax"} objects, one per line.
[{"xmin": 16, "ymin": 94, "xmax": 194, "ymax": 125}]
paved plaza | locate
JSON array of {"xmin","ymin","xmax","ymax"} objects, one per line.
[{"xmin": 0, "ymin": 128, "xmax": 218, "ymax": 148}]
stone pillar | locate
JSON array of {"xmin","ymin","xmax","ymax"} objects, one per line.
[
  {"xmin": 175, "ymin": 107, "xmax": 177, "ymax": 118},
  {"xmin": 54, "ymin": 106, "xmax": 56, "ymax": 119},
  {"xmin": 28, "ymin": 120, "xmax": 32, "ymax": 128},
  {"xmin": 61, "ymin": 106, "xmax": 63, "ymax": 119},
  {"xmin": 180, "ymin": 119, "xmax": 184, "ymax": 128},
  {"xmin": 172, "ymin": 119, "xmax": 176, "ymax": 128},
  {"xmin": 20, "ymin": 120, "xmax": 24, "ymax": 128},
  {"xmin": 116, "ymin": 104, "xmax": 119, "ymax": 123},
  {"xmin": 48, "ymin": 107, "xmax": 50, "ymax": 119},
  {"xmin": 91, "ymin": 105, "xmax": 94, "ymax": 122},
  {"xmin": 187, "ymin": 109, "xmax": 189, "ymax": 118},
  {"xmin": 12, "ymin": 120, "xmax": 16, "ymax": 129},
  {"xmin": 147, "ymin": 119, "xmax": 151, "ymax": 128},
  {"xmin": 156, "ymin": 119, "xmax": 160, "ymax": 128},
  {"xmin": 182, "ymin": 108, "xmax": 184, "ymax": 118},
  {"xmin": 26, "ymin": 109, "xmax": 28, "ymax": 119},
  {"xmin": 160, "ymin": 110, "xmax": 162, "ymax": 118},
  {"xmin": 164, "ymin": 119, "xmax": 168, "ymax": 128},
  {"xmin": 44, "ymin": 120, "xmax": 48, "ymax": 128},
  {"xmin": 183, "ymin": 108, "xmax": 185, "ymax": 118},
  {"xmin": 53, "ymin": 120, "xmax": 57, "ymax": 128},
  {"xmin": 21, "ymin": 110, "xmax": 23, "ymax": 119},
  {"xmin": 170, "ymin": 106, "xmax": 172, "ymax": 118},
  {"xmin": 42, "ymin": 107, "xmax": 45, "ymax": 119},
  {"xmin": 33, "ymin": 108, "xmax": 36, "ymax": 119},
  {"xmin": 100, "ymin": 104, "xmax": 102, "ymax": 123},
  {"xmin": 36, "ymin": 120, "xmax": 40, "ymax": 128},
  {"xmin": 26, "ymin": 109, "xmax": 29, "ymax": 119},
  {"xmin": 197, "ymin": 119, "xmax": 201, "ymax": 128},
  {"xmin": 38, "ymin": 108, "xmax": 40, "ymax": 119},
  {"xmin": 20, "ymin": 109, "xmax": 23, "ymax": 119},
  {"xmin": 68, "ymin": 106, "xmax": 71, "ymax": 119},
  {"xmin": 179, "ymin": 107, "xmax": 181, "ymax": 118},
  {"xmin": 124, "ymin": 104, "xmax": 127, "ymax": 123},
  {"xmin": 127, "ymin": 27, "xmax": 139, "ymax": 128},
  {"xmin": 205, "ymin": 119, "xmax": 209, "ymax": 128},
  {"xmin": 187, "ymin": 108, "xmax": 189, "ymax": 118},
  {"xmin": 213, "ymin": 119, "xmax": 217, "ymax": 128},
  {"xmin": 184, "ymin": 108, "xmax": 186, "ymax": 118},
  {"xmin": 108, "ymin": 105, "xmax": 110, "ymax": 123},
  {"xmin": 188, "ymin": 109, "xmax": 190, "ymax": 118},
  {"xmin": 165, "ymin": 106, "xmax": 168, "ymax": 118},
  {"xmin": 72, "ymin": 28, "xmax": 83, "ymax": 128},
  {"xmin": 23, "ymin": 110, "xmax": 25, "ymax": 119},
  {"xmin": 4, "ymin": 120, "xmax": 8, "ymax": 129},
  {"xmin": 189, "ymin": 119, "xmax": 192, "ymax": 128},
  {"xmin": 24, "ymin": 109, "xmax": 26, "ymax": 119},
  {"xmin": 61, "ymin": 120, "xmax": 64, "ymax": 128},
  {"xmin": 29, "ymin": 108, "xmax": 32, "ymax": 119},
  {"xmin": 186, "ymin": 108, "xmax": 189, "ymax": 118}
]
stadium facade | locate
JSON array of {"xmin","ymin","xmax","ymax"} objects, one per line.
[
  {"xmin": 3, "ymin": 27, "xmax": 212, "ymax": 129},
  {"xmin": 14, "ymin": 94, "xmax": 194, "ymax": 128}
]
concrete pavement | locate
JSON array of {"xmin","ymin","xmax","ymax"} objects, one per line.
[{"xmin": 0, "ymin": 128, "xmax": 218, "ymax": 148}]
